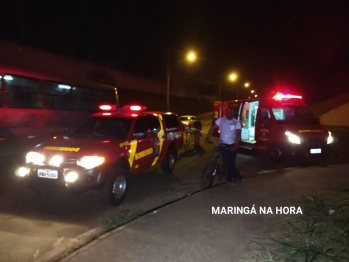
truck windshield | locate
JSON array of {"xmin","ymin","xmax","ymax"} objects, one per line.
[
  {"xmin": 72, "ymin": 117, "xmax": 133, "ymax": 139},
  {"xmin": 271, "ymin": 106, "xmax": 318, "ymax": 125}
]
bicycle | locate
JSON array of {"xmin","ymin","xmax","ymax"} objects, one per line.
[{"xmin": 201, "ymin": 141, "xmax": 227, "ymax": 191}]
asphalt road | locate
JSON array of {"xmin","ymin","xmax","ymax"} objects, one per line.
[{"xmin": 0, "ymin": 116, "xmax": 348, "ymax": 262}]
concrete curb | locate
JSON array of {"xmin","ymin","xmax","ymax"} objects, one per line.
[
  {"xmin": 36, "ymin": 192, "xmax": 199, "ymax": 262},
  {"xmin": 35, "ymin": 227, "xmax": 106, "ymax": 262},
  {"xmin": 60, "ymin": 204, "xmax": 175, "ymax": 262}
]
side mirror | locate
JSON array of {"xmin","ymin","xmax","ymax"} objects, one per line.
[{"xmin": 133, "ymin": 132, "xmax": 147, "ymax": 140}]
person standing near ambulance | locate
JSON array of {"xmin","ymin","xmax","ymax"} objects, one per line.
[{"xmin": 205, "ymin": 106, "xmax": 242, "ymax": 185}]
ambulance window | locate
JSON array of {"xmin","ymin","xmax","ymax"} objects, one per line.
[
  {"xmin": 145, "ymin": 115, "xmax": 160, "ymax": 133},
  {"xmin": 259, "ymin": 108, "xmax": 271, "ymax": 122},
  {"xmin": 134, "ymin": 117, "xmax": 147, "ymax": 133},
  {"xmin": 271, "ymin": 106, "xmax": 318, "ymax": 124},
  {"xmin": 271, "ymin": 108, "xmax": 283, "ymax": 120}
]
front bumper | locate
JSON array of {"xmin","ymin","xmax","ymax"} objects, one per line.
[
  {"xmin": 21, "ymin": 164, "xmax": 111, "ymax": 192},
  {"xmin": 284, "ymin": 138, "xmax": 331, "ymax": 157}
]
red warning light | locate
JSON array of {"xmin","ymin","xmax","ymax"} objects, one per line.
[
  {"xmin": 99, "ymin": 104, "xmax": 117, "ymax": 111},
  {"xmin": 272, "ymin": 92, "xmax": 302, "ymax": 100},
  {"xmin": 123, "ymin": 105, "xmax": 147, "ymax": 111}
]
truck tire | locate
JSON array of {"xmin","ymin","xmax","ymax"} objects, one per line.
[
  {"xmin": 161, "ymin": 147, "xmax": 177, "ymax": 174},
  {"xmin": 101, "ymin": 166, "xmax": 129, "ymax": 206},
  {"xmin": 269, "ymin": 144, "xmax": 284, "ymax": 162}
]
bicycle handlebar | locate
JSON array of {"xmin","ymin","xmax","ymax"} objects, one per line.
[{"xmin": 206, "ymin": 141, "xmax": 235, "ymax": 151}]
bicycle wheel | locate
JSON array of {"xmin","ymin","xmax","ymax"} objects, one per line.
[
  {"xmin": 201, "ymin": 159, "xmax": 218, "ymax": 190},
  {"xmin": 217, "ymin": 157, "xmax": 227, "ymax": 181}
]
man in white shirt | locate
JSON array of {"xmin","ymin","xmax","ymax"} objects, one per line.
[{"xmin": 205, "ymin": 106, "xmax": 242, "ymax": 185}]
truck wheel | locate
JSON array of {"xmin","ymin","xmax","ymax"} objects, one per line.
[
  {"xmin": 161, "ymin": 148, "xmax": 177, "ymax": 174},
  {"xmin": 101, "ymin": 166, "xmax": 129, "ymax": 206},
  {"xmin": 269, "ymin": 145, "xmax": 284, "ymax": 162}
]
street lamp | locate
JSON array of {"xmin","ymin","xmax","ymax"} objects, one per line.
[
  {"xmin": 187, "ymin": 51, "xmax": 196, "ymax": 62},
  {"xmin": 166, "ymin": 50, "xmax": 196, "ymax": 111},
  {"xmin": 229, "ymin": 73, "xmax": 237, "ymax": 82}
]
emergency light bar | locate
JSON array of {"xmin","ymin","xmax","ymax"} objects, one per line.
[
  {"xmin": 272, "ymin": 93, "xmax": 302, "ymax": 100},
  {"xmin": 99, "ymin": 104, "xmax": 117, "ymax": 111},
  {"xmin": 123, "ymin": 105, "xmax": 146, "ymax": 111},
  {"xmin": 98, "ymin": 104, "xmax": 146, "ymax": 112}
]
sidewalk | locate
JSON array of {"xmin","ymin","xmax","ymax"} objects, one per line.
[{"xmin": 42, "ymin": 164, "xmax": 349, "ymax": 262}]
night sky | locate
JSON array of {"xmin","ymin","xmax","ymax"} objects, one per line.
[{"xmin": 1, "ymin": 0, "xmax": 349, "ymax": 105}]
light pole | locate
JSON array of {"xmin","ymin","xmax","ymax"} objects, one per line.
[
  {"xmin": 237, "ymin": 82, "xmax": 250, "ymax": 99},
  {"xmin": 218, "ymin": 72, "xmax": 237, "ymax": 101},
  {"xmin": 166, "ymin": 50, "xmax": 170, "ymax": 112},
  {"xmin": 166, "ymin": 50, "xmax": 196, "ymax": 111}
]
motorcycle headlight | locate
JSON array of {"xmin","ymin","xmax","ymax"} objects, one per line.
[
  {"xmin": 26, "ymin": 152, "xmax": 45, "ymax": 164},
  {"xmin": 327, "ymin": 131, "xmax": 333, "ymax": 144},
  {"xmin": 285, "ymin": 131, "xmax": 301, "ymax": 144},
  {"xmin": 77, "ymin": 156, "xmax": 105, "ymax": 169}
]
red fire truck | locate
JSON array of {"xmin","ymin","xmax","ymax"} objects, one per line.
[
  {"xmin": 212, "ymin": 92, "xmax": 333, "ymax": 161},
  {"xmin": 16, "ymin": 104, "xmax": 184, "ymax": 206}
]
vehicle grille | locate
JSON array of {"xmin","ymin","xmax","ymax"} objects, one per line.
[
  {"xmin": 41, "ymin": 155, "xmax": 77, "ymax": 166},
  {"xmin": 64, "ymin": 157, "xmax": 78, "ymax": 165},
  {"xmin": 303, "ymin": 138, "xmax": 327, "ymax": 148}
]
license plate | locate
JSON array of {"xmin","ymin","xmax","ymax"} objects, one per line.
[
  {"xmin": 310, "ymin": 148, "xmax": 321, "ymax": 154},
  {"xmin": 38, "ymin": 169, "xmax": 58, "ymax": 179}
]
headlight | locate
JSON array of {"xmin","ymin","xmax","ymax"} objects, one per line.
[
  {"xmin": 17, "ymin": 167, "xmax": 30, "ymax": 177},
  {"xmin": 327, "ymin": 131, "xmax": 333, "ymax": 144},
  {"xmin": 65, "ymin": 171, "xmax": 79, "ymax": 182},
  {"xmin": 26, "ymin": 152, "xmax": 45, "ymax": 164},
  {"xmin": 77, "ymin": 156, "xmax": 105, "ymax": 169},
  {"xmin": 49, "ymin": 155, "xmax": 63, "ymax": 166},
  {"xmin": 285, "ymin": 131, "xmax": 301, "ymax": 144}
]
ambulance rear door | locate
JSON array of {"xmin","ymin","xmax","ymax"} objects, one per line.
[
  {"xmin": 240, "ymin": 100, "xmax": 260, "ymax": 148},
  {"xmin": 212, "ymin": 101, "xmax": 222, "ymax": 137},
  {"xmin": 255, "ymin": 103, "xmax": 273, "ymax": 153}
]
